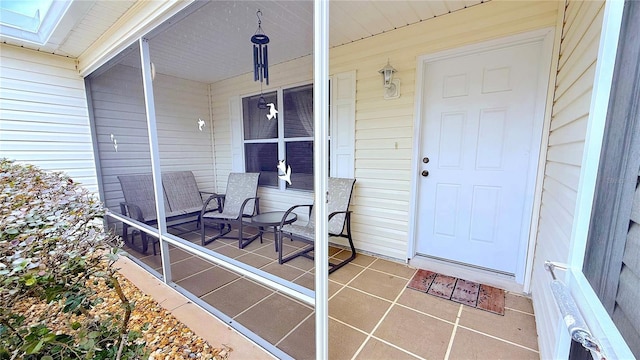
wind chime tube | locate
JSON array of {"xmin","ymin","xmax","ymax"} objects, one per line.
[
  {"xmin": 253, "ymin": 45, "xmax": 259, "ymax": 81},
  {"xmin": 263, "ymin": 44, "xmax": 269, "ymax": 85}
]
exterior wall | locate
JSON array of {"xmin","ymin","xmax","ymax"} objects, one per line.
[
  {"xmin": 88, "ymin": 63, "xmax": 213, "ymax": 214},
  {"xmin": 0, "ymin": 44, "xmax": 98, "ymax": 192},
  {"xmin": 210, "ymin": 1, "xmax": 559, "ymax": 259},
  {"xmin": 530, "ymin": 1, "xmax": 606, "ymax": 358}
]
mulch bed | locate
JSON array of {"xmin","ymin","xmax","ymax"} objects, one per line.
[{"xmin": 12, "ymin": 270, "xmax": 231, "ymax": 359}]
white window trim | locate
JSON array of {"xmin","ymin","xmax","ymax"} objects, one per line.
[{"xmin": 230, "ymin": 72, "xmax": 355, "ymax": 190}]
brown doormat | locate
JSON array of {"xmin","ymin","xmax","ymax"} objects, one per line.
[{"xmin": 407, "ymin": 269, "xmax": 505, "ymax": 315}]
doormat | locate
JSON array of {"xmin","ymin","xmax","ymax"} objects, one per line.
[{"xmin": 407, "ymin": 269, "xmax": 505, "ymax": 315}]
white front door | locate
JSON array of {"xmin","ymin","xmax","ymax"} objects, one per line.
[{"xmin": 415, "ymin": 38, "xmax": 546, "ymax": 275}]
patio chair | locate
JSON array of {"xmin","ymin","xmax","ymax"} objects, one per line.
[
  {"xmin": 200, "ymin": 172, "xmax": 261, "ymax": 249},
  {"xmin": 118, "ymin": 174, "xmax": 168, "ymax": 255},
  {"xmin": 162, "ymin": 171, "xmax": 213, "ymax": 229},
  {"xmin": 277, "ymin": 177, "xmax": 356, "ymax": 273},
  {"xmin": 119, "ymin": 171, "xmax": 216, "ymax": 255}
]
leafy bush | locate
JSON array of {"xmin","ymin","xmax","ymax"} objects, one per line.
[{"xmin": 0, "ymin": 159, "xmax": 147, "ymax": 359}]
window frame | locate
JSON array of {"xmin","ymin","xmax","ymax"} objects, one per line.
[{"xmin": 240, "ymin": 81, "xmax": 331, "ymax": 192}]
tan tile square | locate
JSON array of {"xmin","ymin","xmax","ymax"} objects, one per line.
[
  {"xmin": 397, "ymin": 288, "xmax": 460, "ymax": 322},
  {"xmin": 449, "ymin": 328, "xmax": 539, "ymax": 359},
  {"xmin": 202, "ymin": 278, "xmax": 273, "ymax": 317},
  {"xmin": 505, "ymin": 292, "xmax": 534, "ymax": 314},
  {"xmin": 277, "ymin": 316, "xmax": 368, "ymax": 360},
  {"xmin": 253, "ymin": 242, "xmax": 286, "ymax": 258},
  {"xmin": 331, "ymin": 249, "xmax": 357, "ymax": 261},
  {"xmin": 137, "ymin": 253, "xmax": 162, "ymax": 269},
  {"xmin": 349, "ymin": 269, "xmax": 408, "ymax": 301},
  {"xmin": 201, "ymin": 228, "xmax": 239, "ymax": 246},
  {"xmin": 329, "ymin": 287, "xmax": 391, "ymax": 333},
  {"xmin": 328, "ymin": 263, "xmax": 365, "ymax": 285},
  {"xmin": 279, "ymin": 244, "xmax": 312, "ymax": 261},
  {"xmin": 203, "ymin": 238, "xmax": 228, "ymax": 250},
  {"xmin": 235, "ymin": 252, "xmax": 274, "ymax": 269},
  {"xmin": 293, "ymin": 273, "xmax": 315, "ymax": 290},
  {"xmin": 176, "ymin": 266, "xmax": 239, "ymax": 297},
  {"xmin": 170, "ymin": 256, "xmax": 213, "ymax": 282},
  {"xmin": 213, "ymin": 244, "xmax": 247, "ymax": 259},
  {"xmin": 239, "ymin": 235, "xmax": 272, "ymax": 252},
  {"xmin": 356, "ymin": 338, "xmax": 419, "ymax": 359},
  {"xmin": 167, "ymin": 246, "xmax": 194, "ymax": 262},
  {"xmin": 235, "ymin": 293, "xmax": 313, "ymax": 344},
  {"xmin": 174, "ymin": 230, "xmax": 201, "ymax": 243},
  {"xmin": 329, "ymin": 318, "xmax": 368, "ymax": 359},
  {"xmin": 369, "ymin": 259, "xmax": 416, "ymax": 279},
  {"xmin": 276, "ymin": 315, "xmax": 315, "ymax": 360},
  {"xmin": 329, "ymin": 280, "xmax": 343, "ymax": 298},
  {"xmin": 373, "ymin": 305, "xmax": 453, "ymax": 358},
  {"xmin": 292, "ymin": 276, "xmax": 342, "ymax": 298},
  {"xmin": 283, "ymin": 255, "xmax": 316, "ymax": 272},
  {"xmin": 261, "ymin": 262, "xmax": 305, "ymax": 281},
  {"xmin": 349, "ymin": 253, "xmax": 377, "ymax": 267},
  {"xmin": 459, "ymin": 307, "xmax": 538, "ymax": 350}
]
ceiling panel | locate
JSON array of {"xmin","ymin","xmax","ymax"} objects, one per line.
[{"xmin": 3, "ymin": 0, "xmax": 486, "ymax": 82}]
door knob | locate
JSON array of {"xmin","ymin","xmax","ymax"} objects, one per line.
[{"xmin": 421, "ymin": 170, "xmax": 429, "ymax": 177}]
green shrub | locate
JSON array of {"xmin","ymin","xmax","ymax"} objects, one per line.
[{"xmin": 0, "ymin": 159, "xmax": 147, "ymax": 359}]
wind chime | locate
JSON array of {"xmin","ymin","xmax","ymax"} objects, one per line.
[{"xmin": 251, "ymin": 9, "xmax": 269, "ymax": 109}]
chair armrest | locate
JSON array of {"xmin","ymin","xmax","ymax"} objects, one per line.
[
  {"xmin": 239, "ymin": 196, "xmax": 260, "ymax": 218},
  {"xmin": 280, "ymin": 204, "xmax": 313, "ymax": 228},
  {"xmin": 328, "ymin": 210, "xmax": 352, "ymax": 236},
  {"xmin": 119, "ymin": 202, "xmax": 145, "ymax": 222},
  {"xmin": 201, "ymin": 193, "xmax": 224, "ymax": 215},
  {"xmin": 199, "ymin": 190, "xmax": 214, "ymax": 202},
  {"xmin": 328, "ymin": 209, "xmax": 352, "ymax": 221}
]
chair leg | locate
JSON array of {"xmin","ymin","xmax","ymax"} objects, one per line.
[
  {"xmin": 329, "ymin": 214, "xmax": 356, "ymax": 273},
  {"xmin": 278, "ymin": 234, "xmax": 314, "ymax": 265},
  {"xmin": 238, "ymin": 219, "xmax": 261, "ymax": 249},
  {"xmin": 202, "ymin": 221, "xmax": 233, "ymax": 246}
]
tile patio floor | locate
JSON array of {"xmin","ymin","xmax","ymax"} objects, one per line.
[{"xmin": 124, "ymin": 224, "xmax": 539, "ymax": 359}]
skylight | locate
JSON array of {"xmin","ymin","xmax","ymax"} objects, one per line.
[{"xmin": 0, "ymin": 0, "xmax": 71, "ymax": 45}]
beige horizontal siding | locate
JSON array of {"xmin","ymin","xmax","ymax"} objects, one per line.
[
  {"xmin": 88, "ymin": 63, "xmax": 213, "ymax": 213},
  {"xmin": 209, "ymin": 1, "xmax": 558, "ymax": 259},
  {"xmin": 332, "ymin": 0, "xmax": 559, "ymax": 258},
  {"xmin": 530, "ymin": 0, "xmax": 606, "ymax": 358},
  {"xmin": 0, "ymin": 44, "xmax": 98, "ymax": 191}
]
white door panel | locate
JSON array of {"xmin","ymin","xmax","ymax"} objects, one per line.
[{"xmin": 416, "ymin": 41, "xmax": 544, "ymax": 275}]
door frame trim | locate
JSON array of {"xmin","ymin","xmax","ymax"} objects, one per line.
[{"xmin": 407, "ymin": 28, "xmax": 556, "ymax": 290}]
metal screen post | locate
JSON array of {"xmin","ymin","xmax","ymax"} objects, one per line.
[
  {"xmin": 139, "ymin": 38, "xmax": 171, "ymax": 283},
  {"xmin": 314, "ymin": 0, "xmax": 329, "ymax": 359}
]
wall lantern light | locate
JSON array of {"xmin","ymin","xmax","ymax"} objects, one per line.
[{"xmin": 379, "ymin": 60, "xmax": 400, "ymax": 99}]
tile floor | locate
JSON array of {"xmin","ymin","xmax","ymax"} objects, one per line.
[{"xmin": 125, "ymin": 224, "xmax": 539, "ymax": 359}]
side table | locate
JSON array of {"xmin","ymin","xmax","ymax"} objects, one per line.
[{"xmin": 249, "ymin": 211, "xmax": 297, "ymax": 252}]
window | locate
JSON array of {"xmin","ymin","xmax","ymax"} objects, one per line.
[
  {"xmin": 232, "ymin": 71, "xmax": 354, "ymax": 186},
  {"xmin": 242, "ymin": 84, "xmax": 317, "ymax": 191},
  {"xmin": 0, "ymin": 0, "xmax": 70, "ymax": 45}
]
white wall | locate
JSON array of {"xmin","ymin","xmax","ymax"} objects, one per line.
[
  {"xmin": 0, "ymin": 44, "xmax": 98, "ymax": 192},
  {"xmin": 530, "ymin": 1, "xmax": 606, "ymax": 358}
]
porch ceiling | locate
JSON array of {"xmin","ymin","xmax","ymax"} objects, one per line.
[{"xmin": 1, "ymin": 0, "xmax": 485, "ymax": 82}]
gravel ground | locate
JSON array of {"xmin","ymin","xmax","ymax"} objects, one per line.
[{"xmin": 12, "ymin": 270, "xmax": 231, "ymax": 359}]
